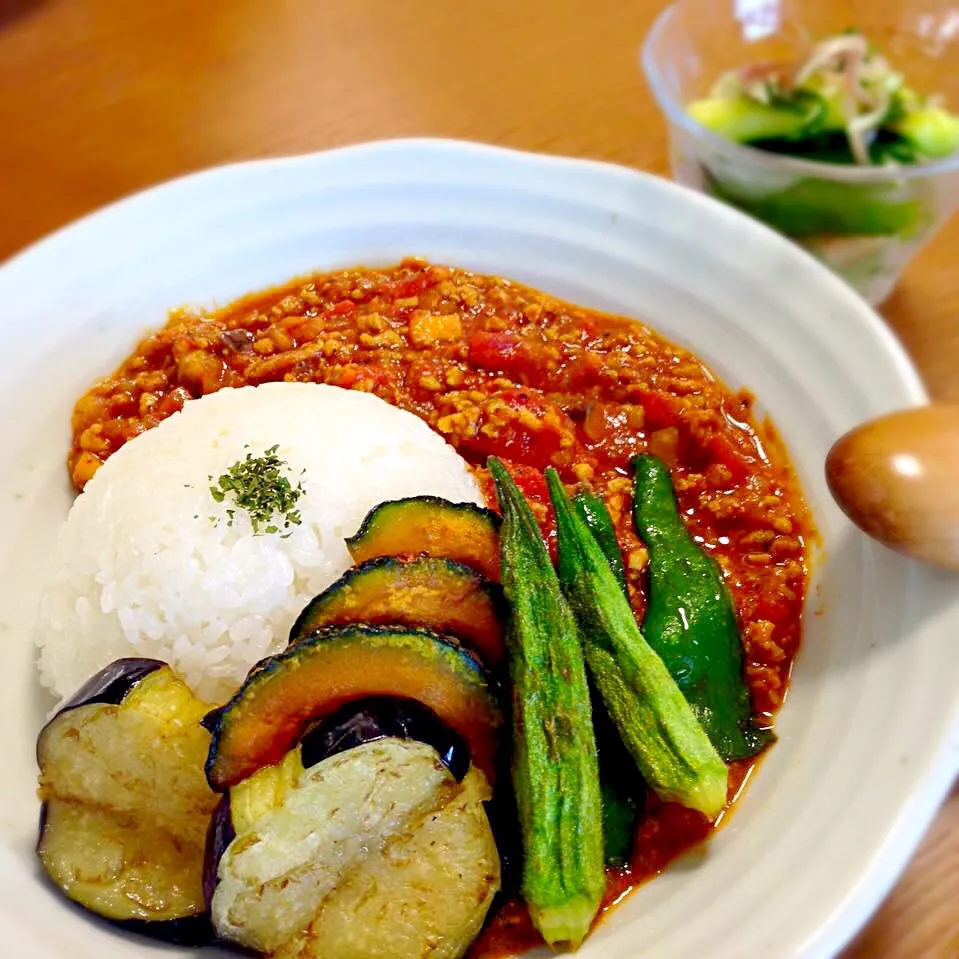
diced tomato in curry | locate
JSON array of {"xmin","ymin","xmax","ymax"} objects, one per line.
[{"xmin": 69, "ymin": 257, "xmax": 811, "ymax": 956}]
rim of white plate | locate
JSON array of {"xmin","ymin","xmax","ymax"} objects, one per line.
[{"xmin": 0, "ymin": 139, "xmax": 955, "ymax": 959}]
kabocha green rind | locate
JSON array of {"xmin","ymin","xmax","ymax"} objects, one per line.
[
  {"xmin": 487, "ymin": 457, "xmax": 605, "ymax": 948},
  {"xmin": 203, "ymin": 625, "xmax": 502, "ymax": 790},
  {"xmin": 345, "ymin": 495, "xmax": 501, "ymax": 582},
  {"xmin": 632, "ymin": 454, "xmax": 772, "ymax": 761},
  {"xmin": 546, "ymin": 468, "xmax": 728, "ymax": 819}
]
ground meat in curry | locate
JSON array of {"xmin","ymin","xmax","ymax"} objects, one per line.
[{"xmin": 69, "ymin": 257, "xmax": 810, "ymax": 953}]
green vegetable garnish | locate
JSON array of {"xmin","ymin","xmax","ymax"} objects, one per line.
[
  {"xmin": 573, "ymin": 490, "xmax": 644, "ymax": 866},
  {"xmin": 546, "ymin": 468, "xmax": 728, "ymax": 820},
  {"xmin": 702, "ymin": 167, "xmax": 924, "ymax": 238},
  {"xmin": 487, "ymin": 457, "xmax": 605, "ymax": 949},
  {"xmin": 688, "ymin": 31, "xmax": 959, "ymax": 166},
  {"xmin": 600, "ymin": 776, "xmax": 640, "ymax": 868},
  {"xmin": 572, "ymin": 490, "xmax": 628, "ymax": 595},
  {"xmin": 632, "ymin": 455, "xmax": 772, "ymax": 761},
  {"xmin": 890, "ymin": 106, "xmax": 959, "ymax": 159},
  {"xmin": 209, "ymin": 445, "xmax": 305, "ymax": 535}
]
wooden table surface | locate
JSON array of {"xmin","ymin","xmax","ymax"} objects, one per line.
[{"xmin": 1, "ymin": 1, "xmax": 956, "ymax": 955}]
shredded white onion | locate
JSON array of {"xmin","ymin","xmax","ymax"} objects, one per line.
[
  {"xmin": 709, "ymin": 31, "xmax": 914, "ymax": 165},
  {"xmin": 792, "ymin": 34, "xmax": 869, "ymax": 88},
  {"xmin": 848, "ymin": 95, "xmax": 891, "ymax": 164},
  {"xmin": 791, "ymin": 33, "xmax": 890, "ymax": 165}
]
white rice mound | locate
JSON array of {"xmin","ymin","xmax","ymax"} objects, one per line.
[{"xmin": 37, "ymin": 382, "xmax": 484, "ymax": 704}]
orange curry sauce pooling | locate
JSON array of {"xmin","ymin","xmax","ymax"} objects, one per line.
[{"xmin": 69, "ymin": 258, "xmax": 810, "ymax": 954}]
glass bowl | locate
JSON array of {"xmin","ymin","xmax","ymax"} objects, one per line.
[{"xmin": 641, "ymin": 0, "xmax": 959, "ymax": 305}]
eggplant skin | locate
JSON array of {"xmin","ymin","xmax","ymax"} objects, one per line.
[
  {"xmin": 210, "ymin": 738, "xmax": 500, "ymax": 959},
  {"xmin": 36, "ymin": 662, "xmax": 218, "ymax": 942},
  {"xmin": 203, "ymin": 796, "xmax": 235, "ymax": 912},
  {"xmin": 206, "ymin": 699, "xmax": 470, "ymax": 911},
  {"xmin": 50, "ymin": 657, "xmax": 166, "ymax": 715},
  {"xmin": 300, "ymin": 696, "xmax": 471, "ymax": 780}
]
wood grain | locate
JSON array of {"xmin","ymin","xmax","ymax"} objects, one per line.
[{"xmin": 0, "ymin": 1, "xmax": 956, "ymax": 954}]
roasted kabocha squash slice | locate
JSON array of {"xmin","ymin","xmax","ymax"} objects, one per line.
[
  {"xmin": 289, "ymin": 557, "xmax": 506, "ymax": 667},
  {"xmin": 203, "ymin": 625, "xmax": 502, "ymax": 790},
  {"xmin": 36, "ymin": 659, "xmax": 218, "ymax": 944},
  {"xmin": 345, "ymin": 496, "xmax": 501, "ymax": 582}
]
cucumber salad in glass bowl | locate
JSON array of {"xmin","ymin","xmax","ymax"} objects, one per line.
[{"xmin": 643, "ymin": 0, "xmax": 959, "ymax": 305}]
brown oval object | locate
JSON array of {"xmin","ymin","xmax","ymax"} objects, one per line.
[{"xmin": 825, "ymin": 404, "xmax": 959, "ymax": 570}]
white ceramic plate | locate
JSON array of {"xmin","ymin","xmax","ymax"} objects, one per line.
[{"xmin": 1, "ymin": 139, "xmax": 957, "ymax": 959}]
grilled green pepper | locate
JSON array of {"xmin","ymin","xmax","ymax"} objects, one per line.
[
  {"xmin": 546, "ymin": 469, "xmax": 728, "ymax": 820},
  {"xmin": 631, "ymin": 454, "xmax": 772, "ymax": 761},
  {"xmin": 487, "ymin": 457, "xmax": 605, "ymax": 948},
  {"xmin": 573, "ymin": 491, "xmax": 627, "ymax": 595},
  {"xmin": 573, "ymin": 490, "xmax": 641, "ymax": 863}
]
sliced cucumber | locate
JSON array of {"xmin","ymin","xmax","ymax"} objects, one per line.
[
  {"xmin": 688, "ymin": 96, "xmax": 812, "ymax": 143},
  {"xmin": 891, "ymin": 106, "xmax": 959, "ymax": 158},
  {"xmin": 703, "ymin": 167, "xmax": 924, "ymax": 238}
]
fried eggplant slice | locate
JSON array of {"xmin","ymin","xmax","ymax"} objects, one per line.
[
  {"xmin": 36, "ymin": 659, "xmax": 218, "ymax": 943},
  {"xmin": 208, "ymin": 737, "xmax": 500, "ymax": 959}
]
